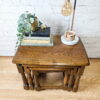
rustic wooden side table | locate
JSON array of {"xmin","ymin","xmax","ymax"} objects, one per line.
[{"xmin": 12, "ymin": 36, "xmax": 89, "ymax": 92}]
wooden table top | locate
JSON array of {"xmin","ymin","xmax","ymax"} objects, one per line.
[{"xmin": 12, "ymin": 36, "xmax": 89, "ymax": 66}]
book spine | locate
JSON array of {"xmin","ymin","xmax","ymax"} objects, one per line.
[
  {"xmin": 22, "ymin": 39, "xmax": 50, "ymax": 44},
  {"xmin": 21, "ymin": 43, "xmax": 53, "ymax": 46},
  {"xmin": 24, "ymin": 37, "xmax": 50, "ymax": 40},
  {"xmin": 21, "ymin": 34, "xmax": 53, "ymax": 46}
]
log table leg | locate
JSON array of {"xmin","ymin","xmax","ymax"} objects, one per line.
[
  {"xmin": 16, "ymin": 64, "xmax": 29, "ymax": 90},
  {"xmin": 73, "ymin": 66, "xmax": 85, "ymax": 92},
  {"xmin": 33, "ymin": 71, "xmax": 40, "ymax": 91},
  {"xmin": 24, "ymin": 67, "xmax": 34, "ymax": 90}
]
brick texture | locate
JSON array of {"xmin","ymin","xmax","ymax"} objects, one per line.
[{"xmin": 0, "ymin": 0, "xmax": 100, "ymax": 57}]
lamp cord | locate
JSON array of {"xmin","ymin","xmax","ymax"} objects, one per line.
[{"xmin": 71, "ymin": 0, "xmax": 77, "ymax": 31}]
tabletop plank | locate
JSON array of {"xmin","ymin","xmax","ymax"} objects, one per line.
[{"xmin": 12, "ymin": 36, "xmax": 89, "ymax": 66}]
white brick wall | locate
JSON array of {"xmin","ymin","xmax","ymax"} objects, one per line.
[{"xmin": 0, "ymin": 0, "xmax": 100, "ymax": 58}]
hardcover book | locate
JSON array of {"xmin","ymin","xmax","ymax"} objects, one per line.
[
  {"xmin": 21, "ymin": 35, "xmax": 53, "ymax": 46},
  {"xmin": 24, "ymin": 27, "xmax": 50, "ymax": 37}
]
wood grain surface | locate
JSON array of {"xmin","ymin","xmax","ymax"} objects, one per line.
[
  {"xmin": 12, "ymin": 36, "xmax": 89, "ymax": 66},
  {"xmin": 0, "ymin": 57, "xmax": 100, "ymax": 100}
]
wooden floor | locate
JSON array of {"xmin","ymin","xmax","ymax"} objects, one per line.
[{"xmin": 0, "ymin": 57, "xmax": 100, "ymax": 100}]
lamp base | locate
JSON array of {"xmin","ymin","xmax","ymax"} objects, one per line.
[{"xmin": 61, "ymin": 35, "xmax": 79, "ymax": 46}]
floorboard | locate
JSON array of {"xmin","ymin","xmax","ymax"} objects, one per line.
[{"xmin": 0, "ymin": 57, "xmax": 100, "ymax": 100}]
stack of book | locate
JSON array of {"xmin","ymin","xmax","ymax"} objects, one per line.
[{"xmin": 21, "ymin": 27, "xmax": 53, "ymax": 46}]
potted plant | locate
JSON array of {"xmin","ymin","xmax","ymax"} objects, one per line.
[{"xmin": 16, "ymin": 11, "xmax": 47, "ymax": 47}]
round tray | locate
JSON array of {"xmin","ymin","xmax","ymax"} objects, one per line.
[{"xmin": 61, "ymin": 35, "xmax": 79, "ymax": 45}]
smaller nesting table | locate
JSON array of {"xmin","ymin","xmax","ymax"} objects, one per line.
[{"xmin": 12, "ymin": 36, "xmax": 89, "ymax": 92}]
